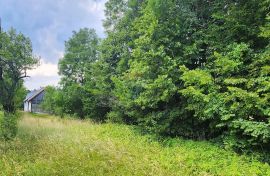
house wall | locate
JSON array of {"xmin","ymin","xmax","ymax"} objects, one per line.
[
  {"xmin": 24, "ymin": 102, "xmax": 28, "ymax": 112},
  {"xmin": 29, "ymin": 102, "xmax": 32, "ymax": 112},
  {"xmin": 24, "ymin": 101, "xmax": 31, "ymax": 112},
  {"xmin": 31, "ymin": 91, "xmax": 45, "ymax": 113}
]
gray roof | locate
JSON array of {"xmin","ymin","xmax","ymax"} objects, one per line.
[{"xmin": 24, "ymin": 88, "xmax": 45, "ymax": 102}]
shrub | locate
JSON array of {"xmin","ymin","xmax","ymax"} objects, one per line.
[{"xmin": 0, "ymin": 113, "xmax": 18, "ymax": 141}]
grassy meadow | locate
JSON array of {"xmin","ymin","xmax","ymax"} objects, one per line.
[{"xmin": 0, "ymin": 112, "xmax": 269, "ymax": 176}]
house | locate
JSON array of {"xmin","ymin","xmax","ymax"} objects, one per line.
[{"xmin": 24, "ymin": 88, "xmax": 45, "ymax": 113}]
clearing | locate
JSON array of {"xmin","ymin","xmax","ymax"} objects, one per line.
[{"xmin": 0, "ymin": 113, "xmax": 269, "ymax": 176}]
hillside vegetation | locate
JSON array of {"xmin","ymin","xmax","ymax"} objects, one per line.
[{"xmin": 0, "ymin": 113, "xmax": 269, "ymax": 176}]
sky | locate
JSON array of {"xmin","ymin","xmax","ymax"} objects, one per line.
[{"xmin": 0, "ymin": 0, "xmax": 107, "ymax": 90}]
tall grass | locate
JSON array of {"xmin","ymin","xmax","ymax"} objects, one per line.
[{"xmin": 0, "ymin": 113, "xmax": 269, "ymax": 176}]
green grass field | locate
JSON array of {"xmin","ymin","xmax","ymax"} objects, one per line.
[{"xmin": 0, "ymin": 113, "xmax": 269, "ymax": 176}]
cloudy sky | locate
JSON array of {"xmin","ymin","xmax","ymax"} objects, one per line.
[{"xmin": 0, "ymin": 0, "xmax": 107, "ymax": 90}]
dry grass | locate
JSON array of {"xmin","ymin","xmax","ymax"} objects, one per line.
[{"xmin": 0, "ymin": 112, "xmax": 269, "ymax": 176}]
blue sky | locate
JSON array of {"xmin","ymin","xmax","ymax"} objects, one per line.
[{"xmin": 0, "ymin": 0, "xmax": 107, "ymax": 90}]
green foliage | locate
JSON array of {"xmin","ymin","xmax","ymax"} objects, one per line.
[
  {"xmin": 45, "ymin": 28, "xmax": 112, "ymax": 120},
  {"xmin": 42, "ymin": 86, "xmax": 65, "ymax": 117},
  {"xmin": 103, "ymin": 0, "xmax": 128, "ymax": 33},
  {"xmin": 45, "ymin": 0, "xmax": 270, "ymax": 153},
  {"xmin": 99, "ymin": 0, "xmax": 270, "ymax": 151},
  {"xmin": 0, "ymin": 113, "xmax": 18, "ymax": 141},
  {"xmin": 14, "ymin": 86, "xmax": 28, "ymax": 109},
  {"xmin": 106, "ymin": 111, "xmax": 124, "ymax": 123},
  {"xmin": 59, "ymin": 28, "xmax": 99, "ymax": 85},
  {"xmin": 0, "ymin": 28, "xmax": 38, "ymax": 113}
]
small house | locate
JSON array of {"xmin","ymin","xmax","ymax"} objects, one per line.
[{"xmin": 24, "ymin": 88, "xmax": 45, "ymax": 113}]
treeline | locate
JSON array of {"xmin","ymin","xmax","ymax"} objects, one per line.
[{"xmin": 43, "ymin": 0, "xmax": 270, "ymax": 152}]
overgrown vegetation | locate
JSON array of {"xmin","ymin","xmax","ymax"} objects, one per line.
[
  {"xmin": 0, "ymin": 113, "xmax": 269, "ymax": 176},
  {"xmin": 43, "ymin": 0, "xmax": 270, "ymax": 154},
  {"xmin": 0, "ymin": 112, "xmax": 18, "ymax": 140}
]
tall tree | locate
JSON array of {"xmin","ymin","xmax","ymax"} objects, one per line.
[
  {"xmin": 58, "ymin": 28, "xmax": 100, "ymax": 118},
  {"xmin": 59, "ymin": 28, "xmax": 99, "ymax": 86},
  {"xmin": 0, "ymin": 28, "xmax": 38, "ymax": 114}
]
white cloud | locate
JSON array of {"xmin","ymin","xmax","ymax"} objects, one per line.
[
  {"xmin": 79, "ymin": 0, "xmax": 106, "ymax": 14},
  {"xmin": 24, "ymin": 75, "xmax": 60, "ymax": 90},
  {"xmin": 24, "ymin": 59, "xmax": 60, "ymax": 90},
  {"xmin": 28, "ymin": 59, "xmax": 58, "ymax": 77}
]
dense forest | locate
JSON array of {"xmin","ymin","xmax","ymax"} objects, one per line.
[
  {"xmin": 40, "ymin": 0, "xmax": 270, "ymax": 154},
  {"xmin": 0, "ymin": 0, "xmax": 269, "ymax": 159}
]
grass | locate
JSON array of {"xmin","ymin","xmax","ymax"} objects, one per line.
[{"xmin": 0, "ymin": 113, "xmax": 269, "ymax": 176}]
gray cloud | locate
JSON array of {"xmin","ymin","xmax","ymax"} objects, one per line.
[{"xmin": 0, "ymin": 0, "xmax": 107, "ymax": 89}]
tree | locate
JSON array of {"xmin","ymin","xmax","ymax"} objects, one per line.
[
  {"xmin": 103, "ymin": 0, "xmax": 128, "ymax": 33},
  {"xmin": 112, "ymin": 0, "xmax": 213, "ymax": 136},
  {"xmin": 179, "ymin": 0, "xmax": 270, "ymax": 148},
  {"xmin": 14, "ymin": 86, "xmax": 28, "ymax": 110},
  {"xmin": 0, "ymin": 28, "xmax": 38, "ymax": 114},
  {"xmin": 42, "ymin": 86, "xmax": 65, "ymax": 117},
  {"xmin": 58, "ymin": 28, "xmax": 100, "ymax": 119},
  {"xmin": 100, "ymin": 0, "xmax": 270, "ymax": 151},
  {"xmin": 0, "ymin": 26, "xmax": 38, "ymax": 140},
  {"xmin": 59, "ymin": 28, "xmax": 99, "ymax": 86}
]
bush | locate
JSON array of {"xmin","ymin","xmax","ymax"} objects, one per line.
[
  {"xmin": 0, "ymin": 113, "xmax": 18, "ymax": 141},
  {"xmin": 106, "ymin": 111, "xmax": 124, "ymax": 123}
]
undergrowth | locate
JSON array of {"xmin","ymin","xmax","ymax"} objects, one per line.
[{"xmin": 0, "ymin": 113, "xmax": 269, "ymax": 176}]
